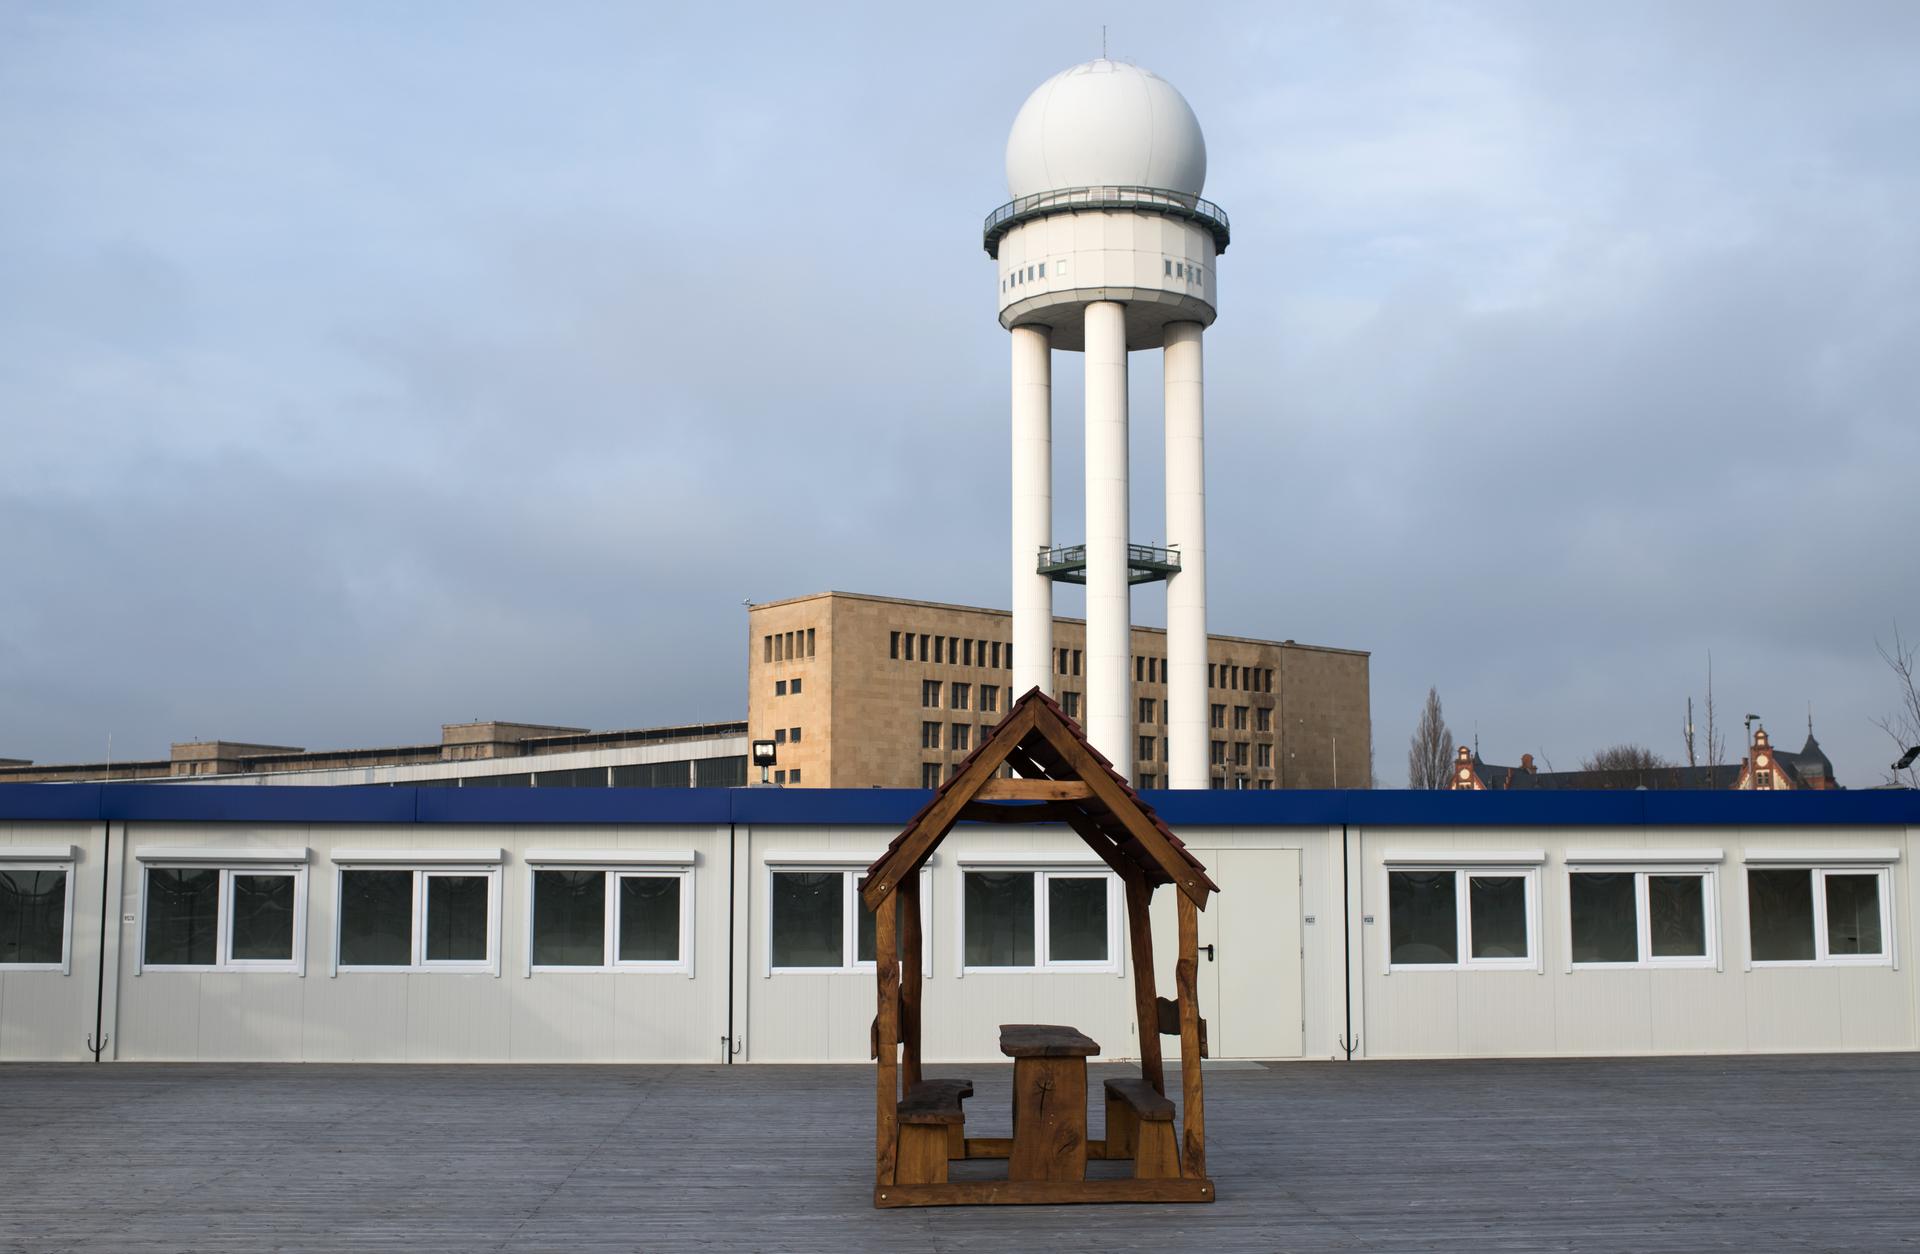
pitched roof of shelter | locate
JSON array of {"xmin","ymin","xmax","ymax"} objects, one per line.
[{"xmin": 860, "ymin": 687, "xmax": 1217, "ymax": 910}]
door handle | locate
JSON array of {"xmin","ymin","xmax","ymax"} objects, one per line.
[{"xmin": 1200, "ymin": 944, "xmax": 1215, "ymax": 963}]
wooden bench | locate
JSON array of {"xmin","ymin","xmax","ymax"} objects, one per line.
[
  {"xmin": 1104, "ymin": 1077, "xmax": 1179, "ymax": 1179},
  {"xmin": 895, "ymin": 1078, "xmax": 973, "ymax": 1184}
]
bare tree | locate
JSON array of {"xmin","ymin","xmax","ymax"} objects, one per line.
[
  {"xmin": 1407, "ymin": 687, "xmax": 1455, "ymax": 789},
  {"xmin": 1699, "ymin": 653, "xmax": 1727, "ymax": 787},
  {"xmin": 1874, "ymin": 623, "xmax": 1920, "ymax": 788},
  {"xmin": 1683, "ymin": 696, "xmax": 1696, "ymax": 768},
  {"xmin": 1581, "ymin": 744, "xmax": 1672, "ymax": 772}
]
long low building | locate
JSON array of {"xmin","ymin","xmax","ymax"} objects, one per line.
[{"xmin": 1, "ymin": 785, "xmax": 1914, "ymax": 1064}]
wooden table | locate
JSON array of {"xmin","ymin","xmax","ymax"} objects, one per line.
[{"xmin": 999, "ymin": 1023, "xmax": 1100, "ymax": 1182}]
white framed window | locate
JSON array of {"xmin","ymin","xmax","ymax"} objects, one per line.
[
  {"xmin": 764, "ymin": 857, "xmax": 933, "ymax": 976},
  {"xmin": 956, "ymin": 858, "xmax": 1121, "ymax": 975},
  {"xmin": 1383, "ymin": 853, "xmax": 1543, "ymax": 972},
  {"xmin": 331, "ymin": 849, "xmax": 503, "ymax": 976},
  {"xmin": 525, "ymin": 850, "xmax": 694, "ymax": 976},
  {"xmin": 1744, "ymin": 858, "xmax": 1896, "ymax": 968},
  {"xmin": 0, "ymin": 846, "xmax": 77, "ymax": 974},
  {"xmin": 1566, "ymin": 867, "xmax": 1719, "ymax": 969},
  {"xmin": 135, "ymin": 848, "xmax": 310, "ymax": 975}
]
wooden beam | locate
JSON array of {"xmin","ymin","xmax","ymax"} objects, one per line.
[
  {"xmin": 957, "ymin": 801, "xmax": 1083, "ymax": 825},
  {"xmin": 974, "ymin": 778, "xmax": 1093, "ymax": 801},
  {"xmin": 1031, "ymin": 714, "xmax": 1214, "ymax": 908},
  {"xmin": 874, "ymin": 1178, "xmax": 1215, "ymax": 1207},
  {"xmin": 899, "ymin": 874, "xmax": 923, "ymax": 1093},
  {"xmin": 861, "ymin": 701, "xmax": 1042, "ymax": 912},
  {"xmin": 1125, "ymin": 879, "xmax": 1165, "ymax": 1096},
  {"xmin": 1175, "ymin": 893, "xmax": 1208, "ymax": 1181},
  {"xmin": 1061, "ymin": 812, "xmax": 1145, "ymax": 892},
  {"xmin": 874, "ymin": 892, "xmax": 899, "ymax": 1189},
  {"xmin": 1155, "ymin": 997, "xmax": 1208, "ymax": 1056}
]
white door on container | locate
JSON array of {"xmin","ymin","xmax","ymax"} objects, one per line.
[{"xmin": 1151, "ymin": 848, "xmax": 1302, "ymax": 1059}]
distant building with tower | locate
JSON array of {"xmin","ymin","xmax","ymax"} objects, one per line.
[{"xmin": 1448, "ymin": 723, "xmax": 1842, "ymax": 791}]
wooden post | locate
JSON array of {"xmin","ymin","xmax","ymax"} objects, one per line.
[
  {"xmin": 1125, "ymin": 878, "xmax": 1165, "ymax": 1095},
  {"xmin": 900, "ymin": 873, "xmax": 924, "ymax": 1092},
  {"xmin": 1175, "ymin": 892, "xmax": 1208, "ymax": 1180},
  {"xmin": 875, "ymin": 891, "xmax": 900, "ymax": 1188}
]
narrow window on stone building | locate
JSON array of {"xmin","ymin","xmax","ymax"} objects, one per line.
[{"xmin": 806, "ymin": 629, "xmax": 816, "ymax": 657}]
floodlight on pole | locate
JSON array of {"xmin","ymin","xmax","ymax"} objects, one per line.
[
  {"xmin": 1895, "ymin": 746, "xmax": 1920, "ymax": 772},
  {"xmin": 752, "ymin": 739, "xmax": 777, "ymax": 786}
]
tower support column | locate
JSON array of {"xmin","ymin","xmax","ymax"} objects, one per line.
[
  {"xmin": 1084, "ymin": 301, "xmax": 1132, "ymax": 770},
  {"xmin": 1011, "ymin": 325, "xmax": 1054, "ymax": 699},
  {"xmin": 1164, "ymin": 322, "xmax": 1209, "ymax": 789}
]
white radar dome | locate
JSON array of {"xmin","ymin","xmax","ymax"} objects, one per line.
[{"xmin": 1004, "ymin": 59, "xmax": 1207, "ymax": 201}]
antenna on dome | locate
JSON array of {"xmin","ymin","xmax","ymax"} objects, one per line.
[{"xmin": 1102, "ymin": 25, "xmax": 1107, "ymax": 59}]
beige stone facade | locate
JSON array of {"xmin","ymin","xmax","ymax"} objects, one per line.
[{"xmin": 747, "ymin": 591, "xmax": 1371, "ymax": 789}]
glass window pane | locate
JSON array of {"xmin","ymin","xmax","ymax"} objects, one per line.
[
  {"xmin": 145, "ymin": 867, "xmax": 219, "ymax": 966},
  {"xmin": 1469, "ymin": 876, "xmax": 1528, "ymax": 959},
  {"xmin": 1048, "ymin": 877, "xmax": 1108, "ymax": 962},
  {"xmin": 964, "ymin": 871, "xmax": 1035, "ymax": 967},
  {"xmin": 0, "ymin": 869, "xmax": 67, "ymax": 965},
  {"xmin": 695, "ymin": 756, "xmax": 747, "ymax": 787},
  {"xmin": 852, "ymin": 876, "xmax": 909, "ymax": 965},
  {"xmin": 771, "ymin": 872, "xmax": 844, "ymax": 967},
  {"xmin": 1824, "ymin": 874, "xmax": 1883, "ymax": 956},
  {"xmin": 1648, "ymin": 875, "xmax": 1707, "ymax": 958},
  {"xmin": 425, "ymin": 875, "xmax": 489, "ymax": 962},
  {"xmin": 533, "ymin": 870, "xmax": 605, "ymax": 966},
  {"xmin": 229, "ymin": 874, "xmax": 295, "ymax": 962},
  {"xmin": 1569, "ymin": 873, "xmax": 1637, "ymax": 964},
  {"xmin": 340, "ymin": 870, "xmax": 413, "ymax": 966},
  {"xmin": 1388, "ymin": 871, "xmax": 1456, "ymax": 964},
  {"xmin": 618, "ymin": 876, "xmax": 680, "ymax": 963},
  {"xmin": 1748, "ymin": 869, "xmax": 1815, "ymax": 961}
]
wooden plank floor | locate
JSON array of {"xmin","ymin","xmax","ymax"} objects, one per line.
[{"xmin": 2, "ymin": 1054, "xmax": 1917, "ymax": 1252}]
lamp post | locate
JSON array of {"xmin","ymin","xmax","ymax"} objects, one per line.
[{"xmin": 752, "ymin": 740, "xmax": 778, "ymax": 786}]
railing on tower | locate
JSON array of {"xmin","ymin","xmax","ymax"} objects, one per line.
[
  {"xmin": 983, "ymin": 185, "xmax": 1230, "ymax": 257},
  {"xmin": 1037, "ymin": 543, "xmax": 1182, "ymax": 586}
]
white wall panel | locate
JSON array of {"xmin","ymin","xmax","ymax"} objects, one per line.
[{"xmin": 1358, "ymin": 824, "xmax": 1916, "ymax": 1059}]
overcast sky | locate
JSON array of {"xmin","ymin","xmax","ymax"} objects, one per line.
[{"xmin": 4, "ymin": 2, "xmax": 1917, "ymax": 784}]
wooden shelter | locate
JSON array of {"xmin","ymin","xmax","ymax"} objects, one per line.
[{"xmin": 860, "ymin": 687, "xmax": 1219, "ymax": 1207}]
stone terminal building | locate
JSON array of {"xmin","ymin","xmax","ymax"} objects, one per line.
[{"xmin": 748, "ymin": 591, "xmax": 1370, "ymax": 789}]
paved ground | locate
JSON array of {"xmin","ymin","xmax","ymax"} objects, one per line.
[{"xmin": 2, "ymin": 1054, "xmax": 1917, "ymax": 1252}]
